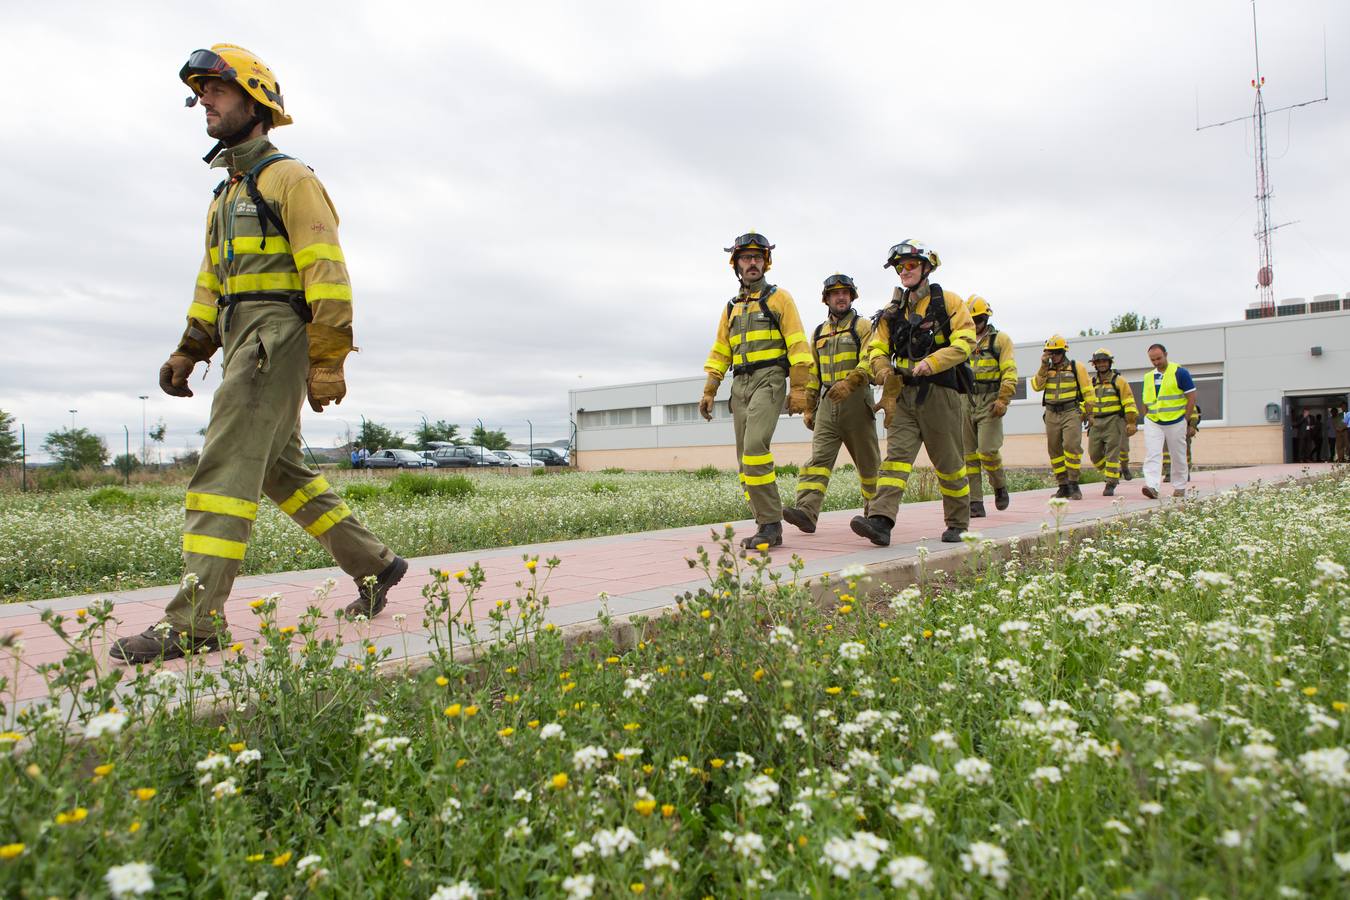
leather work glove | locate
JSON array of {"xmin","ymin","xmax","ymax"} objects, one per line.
[
  {"xmin": 991, "ymin": 398, "xmax": 1008, "ymax": 418},
  {"xmin": 699, "ymin": 374, "xmax": 721, "ymax": 421},
  {"xmin": 1186, "ymin": 422, "xmax": 1198, "ymax": 438},
  {"xmin": 159, "ymin": 353, "xmax": 195, "ymax": 397},
  {"xmin": 826, "ymin": 369, "xmax": 868, "ymax": 404},
  {"xmin": 877, "ymin": 373, "xmax": 901, "ymax": 429},
  {"xmin": 786, "ymin": 364, "xmax": 810, "ymax": 415},
  {"xmin": 307, "ymin": 366, "xmax": 347, "ymax": 412},
  {"xmin": 803, "ymin": 408, "xmax": 815, "ymax": 431},
  {"xmin": 1126, "ymin": 421, "xmax": 1138, "ymax": 437}
]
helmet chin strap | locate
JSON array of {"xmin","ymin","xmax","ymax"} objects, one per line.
[{"xmin": 202, "ymin": 111, "xmax": 263, "ymax": 163}]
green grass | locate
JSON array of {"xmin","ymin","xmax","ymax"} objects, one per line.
[
  {"xmin": 0, "ymin": 468, "xmax": 1059, "ymax": 602},
  {"xmin": 1, "ymin": 475, "xmax": 1345, "ymax": 896}
]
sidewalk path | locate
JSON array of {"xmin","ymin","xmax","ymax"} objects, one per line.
[{"xmin": 1, "ymin": 464, "xmax": 1331, "ymax": 713}]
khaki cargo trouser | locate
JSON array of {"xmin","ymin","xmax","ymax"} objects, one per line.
[
  {"xmin": 962, "ymin": 389, "xmax": 1006, "ymax": 502},
  {"xmin": 1088, "ymin": 415, "xmax": 1126, "ymax": 484},
  {"xmin": 869, "ymin": 382, "xmax": 969, "ymax": 530},
  {"xmin": 793, "ymin": 386, "xmax": 880, "ymax": 522},
  {"xmin": 165, "ymin": 304, "xmax": 394, "ymax": 635},
  {"xmin": 731, "ymin": 366, "xmax": 786, "ymax": 525},
  {"xmin": 1043, "ymin": 406, "xmax": 1083, "ymax": 485}
]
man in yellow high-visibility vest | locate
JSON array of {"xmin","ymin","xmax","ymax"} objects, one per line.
[{"xmin": 1140, "ymin": 343, "xmax": 1197, "ymax": 499}]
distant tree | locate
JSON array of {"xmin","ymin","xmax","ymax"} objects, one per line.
[
  {"xmin": 148, "ymin": 419, "xmax": 168, "ymax": 468},
  {"xmin": 114, "ymin": 453, "xmax": 141, "ymax": 476},
  {"xmin": 0, "ymin": 410, "xmax": 19, "ymax": 466},
  {"xmin": 174, "ymin": 449, "xmax": 201, "ymax": 468},
  {"xmin": 358, "ymin": 419, "xmax": 404, "ymax": 450},
  {"xmin": 1080, "ymin": 312, "xmax": 1162, "ymax": 336},
  {"xmin": 415, "ymin": 419, "xmax": 461, "ymax": 447},
  {"xmin": 470, "ymin": 424, "xmax": 511, "ymax": 451},
  {"xmin": 43, "ymin": 427, "xmax": 109, "ymax": 470}
]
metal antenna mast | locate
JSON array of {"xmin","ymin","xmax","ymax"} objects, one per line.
[{"xmin": 1197, "ymin": 0, "xmax": 1327, "ymax": 316}]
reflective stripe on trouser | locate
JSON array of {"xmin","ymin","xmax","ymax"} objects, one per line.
[
  {"xmin": 731, "ymin": 367, "xmax": 786, "ymax": 524},
  {"xmin": 1161, "ymin": 432, "xmax": 1195, "ymax": 476},
  {"xmin": 793, "ymin": 386, "xmax": 881, "ymax": 521},
  {"xmin": 962, "ymin": 390, "xmax": 1006, "ymax": 502},
  {"xmin": 1043, "ymin": 407, "xmax": 1083, "ymax": 485},
  {"xmin": 164, "ymin": 304, "xmax": 395, "ymax": 634},
  {"xmin": 1088, "ymin": 416, "xmax": 1126, "ymax": 484},
  {"xmin": 869, "ymin": 383, "xmax": 969, "ymax": 529},
  {"xmin": 1144, "ymin": 417, "xmax": 1189, "ymax": 490}
]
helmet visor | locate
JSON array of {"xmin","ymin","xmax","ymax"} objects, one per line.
[
  {"xmin": 180, "ymin": 49, "xmax": 237, "ymax": 92},
  {"xmin": 725, "ymin": 233, "xmax": 774, "ymax": 254},
  {"xmin": 823, "ymin": 274, "xmax": 856, "ymax": 292}
]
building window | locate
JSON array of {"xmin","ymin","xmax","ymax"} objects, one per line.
[
  {"xmin": 579, "ymin": 407, "xmax": 652, "ymax": 429},
  {"xmin": 664, "ymin": 402, "xmax": 730, "ymax": 422},
  {"xmin": 1127, "ymin": 374, "xmax": 1223, "ymax": 421},
  {"xmin": 1012, "ymin": 377, "xmax": 1028, "ymax": 401}
]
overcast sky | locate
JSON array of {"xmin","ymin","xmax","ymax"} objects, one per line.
[{"xmin": 1, "ymin": 0, "xmax": 1346, "ymax": 460}]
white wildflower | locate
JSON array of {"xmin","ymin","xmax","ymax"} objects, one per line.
[
  {"xmin": 195, "ymin": 752, "xmax": 232, "ymax": 773},
  {"xmin": 539, "ymin": 722, "xmax": 565, "ymax": 740},
  {"xmin": 1103, "ymin": 819, "xmax": 1132, "ymax": 836},
  {"xmin": 961, "ymin": 841, "xmax": 1010, "ymax": 889},
  {"xmin": 85, "ymin": 711, "xmax": 128, "ymax": 739},
  {"xmin": 428, "ymin": 882, "xmax": 478, "ymax": 900},
  {"xmin": 1297, "ymin": 747, "xmax": 1349, "ymax": 788},
  {"xmin": 742, "ymin": 774, "xmax": 780, "ymax": 808},
  {"xmin": 572, "ymin": 745, "xmax": 609, "ymax": 772},
  {"xmin": 838, "ymin": 641, "xmax": 867, "ymax": 662},
  {"xmin": 930, "ymin": 730, "xmax": 957, "ymax": 750},
  {"xmin": 295, "ymin": 854, "xmax": 322, "ymax": 874},
  {"xmin": 688, "ymin": 694, "xmax": 709, "ymax": 712},
  {"xmin": 821, "ymin": 831, "xmax": 889, "ymax": 879},
  {"xmin": 234, "ymin": 748, "xmax": 262, "ymax": 765},
  {"xmin": 643, "ymin": 848, "xmax": 681, "ymax": 871},
  {"xmin": 723, "ymin": 830, "xmax": 766, "ymax": 859},
  {"xmin": 955, "ymin": 757, "xmax": 994, "ymax": 786},
  {"xmin": 723, "ymin": 688, "xmax": 748, "ymax": 705},
  {"xmin": 562, "ymin": 873, "xmax": 596, "ymax": 900},
  {"xmin": 1216, "ymin": 829, "xmax": 1244, "ymax": 848},
  {"xmin": 623, "ymin": 674, "xmax": 654, "ymax": 699},
  {"xmin": 570, "ymin": 840, "xmax": 594, "ymax": 860},
  {"xmin": 1029, "ymin": 766, "xmax": 1062, "ymax": 788},
  {"xmin": 105, "ymin": 862, "xmax": 155, "ymax": 898},
  {"xmin": 886, "ymin": 855, "xmax": 934, "ymax": 892},
  {"xmin": 593, "ymin": 826, "xmax": 639, "ymax": 858}
]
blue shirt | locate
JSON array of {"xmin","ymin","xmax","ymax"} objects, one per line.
[{"xmin": 1151, "ymin": 366, "xmax": 1195, "ymax": 425}]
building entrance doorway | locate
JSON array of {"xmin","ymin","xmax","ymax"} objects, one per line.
[{"xmin": 1283, "ymin": 393, "xmax": 1348, "ymax": 462}]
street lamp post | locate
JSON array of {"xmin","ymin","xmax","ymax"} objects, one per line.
[
  {"xmin": 68, "ymin": 409, "xmax": 77, "ymax": 430},
  {"xmin": 138, "ymin": 395, "xmax": 148, "ymax": 464},
  {"xmin": 526, "ymin": 419, "xmax": 533, "ymax": 460},
  {"xmin": 477, "ymin": 418, "xmax": 485, "ymax": 460}
]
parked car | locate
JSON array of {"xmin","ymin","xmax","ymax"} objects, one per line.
[
  {"xmin": 365, "ymin": 448, "xmax": 435, "ymax": 469},
  {"xmin": 430, "ymin": 446, "xmax": 503, "ymax": 468},
  {"xmin": 493, "ymin": 450, "xmax": 545, "ymax": 468},
  {"xmin": 529, "ymin": 448, "xmax": 570, "ymax": 466}
]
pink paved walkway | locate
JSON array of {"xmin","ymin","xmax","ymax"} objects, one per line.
[{"xmin": 0, "ymin": 464, "xmax": 1330, "ymax": 716}]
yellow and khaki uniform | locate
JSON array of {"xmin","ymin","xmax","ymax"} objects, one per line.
[
  {"xmin": 1031, "ymin": 358, "xmax": 1093, "ymax": 485},
  {"xmin": 705, "ymin": 284, "xmax": 811, "ymax": 523},
  {"xmin": 165, "ymin": 137, "xmax": 394, "ymax": 634},
  {"xmin": 1087, "ymin": 370, "xmax": 1137, "ymax": 484},
  {"xmin": 866, "ymin": 283, "xmax": 976, "ymax": 529},
  {"xmin": 793, "ymin": 311, "xmax": 880, "ymax": 522},
  {"xmin": 963, "ymin": 327, "xmax": 1016, "ymax": 502}
]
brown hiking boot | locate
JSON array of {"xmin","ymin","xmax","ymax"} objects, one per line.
[
  {"xmin": 1141, "ymin": 486, "xmax": 1159, "ymax": 499},
  {"xmin": 782, "ymin": 507, "xmax": 816, "ymax": 534},
  {"xmin": 345, "ymin": 556, "xmax": 409, "ymax": 620},
  {"xmin": 109, "ymin": 624, "xmax": 223, "ymax": 664}
]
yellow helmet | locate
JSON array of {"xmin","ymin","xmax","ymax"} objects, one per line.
[
  {"xmin": 822, "ymin": 273, "xmax": 858, "ymax": 302},
  {"xmin": 967, "ymin": 295, "xmax": 992, "ymax": 318},
  {"xmin": 180, "ymin": 44, "xmax": 292, "ymax": 128},
  {"xmin": 884, "ymin": 240, "xmax": 940, "ymax": 271},
  {"xmin": 1044, "ymin": 335, "xmax": 1068, "ymax": 352},
  {"xmin": 724, "ymin": 232, "xmax": 774, "ymax": 272},
  {"xmin": 1091, "ymin": 347, "xmax": 1113, "ymax": 362}
]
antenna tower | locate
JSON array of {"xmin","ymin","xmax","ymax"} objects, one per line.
[{"xmin": 1197, "ymin": 0, "xmax": 1327, "ymax": 315}]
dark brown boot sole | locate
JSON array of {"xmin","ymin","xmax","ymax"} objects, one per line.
[
  {"xmin": 345, "ymin": 556, "xmax": 409, "ymax": 620},
  {"xmin": 782, "ymin": 507, "xmax": 816, "ymax": 534}
]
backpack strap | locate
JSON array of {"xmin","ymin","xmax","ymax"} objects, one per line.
[
  {"xmin": 243, "ymin": 153, "xmax": 293, "ymax": 249},
  {"xmin": 811, "ymin": 321, "xmax": 825, "ymax": 376}
]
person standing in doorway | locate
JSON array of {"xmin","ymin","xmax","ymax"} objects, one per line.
[
  {"xmin": 1140, "ymin": 343, "xmax": 1197, "ymax": 499},
  {"xmin": 110, "ymin": 44, "xmax": 408, "ymax": 663},
  {"xmin": 700, "ymin": 232, "xmax": 811, "ymax": 549},
  {"xmin": 1334, "ymin": 406, "xmax": 1349, "ymax": 462}
]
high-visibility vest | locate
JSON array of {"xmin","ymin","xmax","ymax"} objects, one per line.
[
  {"xmin": 1040, "ymin": 362, "xmax": 1084, "ymax": 407},
  {"xmin": 726, "ymin": 288, "xmax": 788, "ymax": 374},
  {"xmin": 812, "ymin": 311, "xmax": 864, "ymax": 387},
  {"xmin": 1143, "ymin": 363, "xmax": 1187, "ymax": 422},
  {"xmin": 1092, "ymin": 372, "xmax": 1126, "ymax": 417}
]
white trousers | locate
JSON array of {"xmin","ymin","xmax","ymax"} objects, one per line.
[{"xmin": 1143, "ymin": 417, "xmax": 1189, "ymax": 490}]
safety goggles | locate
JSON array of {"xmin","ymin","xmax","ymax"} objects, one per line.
[
  {"xmin": 725, "ymin": 232, "xmax": 775, "ymax": 254},
  {"xmin": 823, "ymin": 273, "xmax": 857, "ymax": 291},
  {"xmin": 181, "ymin": 49, "xmax": 237, "ymax": 106},
  {"xmin": 892, "ymin": 259, "xmax": 923, "ymax": 273}
]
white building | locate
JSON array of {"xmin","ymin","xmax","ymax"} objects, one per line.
[{"xmin": 570, "ymin": 301, "xmax": 1350, "ymax": 471}]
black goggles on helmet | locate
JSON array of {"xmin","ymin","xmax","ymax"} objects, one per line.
[
  {"xmin": 1092, "ymin": 353, "xmax": 1113, "ymax": 362},
  {"xmin": 884, "ymin": 243, "xmax": 925, "ymax": 267},
  {"xmin": 181, "ymin": 49, "xmax": 237, "ymax": 106},
  {"xmin": 823, "ymin": 274, "xmax": 857, "ymax": 292},
  {"xmin": 724, "ymin": 233, "xmax": 774, "ymax": 254}
]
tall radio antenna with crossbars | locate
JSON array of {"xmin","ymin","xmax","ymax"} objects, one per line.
[{"xmin": 1196, "ymin": 0, "xmax": 1327, "ymax": 316}]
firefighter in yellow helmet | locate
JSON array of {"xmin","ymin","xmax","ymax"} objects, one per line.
[
  {"xmin": 962, "ymin": 295, "xmax": 1017, "ymax": 517},
  {"xmin": 701, "ymin": 232, "xmax": 812, "ymax": 549},
  {"xmin": 1030, "ymin": 335, "xmax": 1094, "ymax": 499},
  {"xmin": 111, "ymin": 44, "xmax": 407, "ymax": 663},
  {"xmin": 851, "ymin": 241, "xmax": 976, "ymax": 546},
  {"xmin": 782, "ymin": 274, "xmax": 881, "ymax": 533},
  {"xmin": 1086, "ymin": 348, "xmax": 1138, "ymax": 496}
]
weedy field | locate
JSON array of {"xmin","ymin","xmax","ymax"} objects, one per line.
[
  {"xmin": 0, "ymin": 475, "xmax": 1345, "ymax": 897},
  {"xmin": 0, "ymin": 467, "xmax": 1059, "ymax": 602}
]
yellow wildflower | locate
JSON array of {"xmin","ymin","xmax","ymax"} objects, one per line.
[
  {"xmin": 633, "ymin": 799, "xmax": 656, "ymax": 816},
  {"xmin": 0, "ymin": 844, "xmax": 24, "ymax": 860},
  {"xmin": 464, "ymin": 705, "xmax": 479, "ymax": 717},
  {"xmin": 436, "ymin": 676, "xmax": 449, "ymax": 687},
  {"xmin": 700, "ymin": 609, "xmax": 712, "ymax": 619},
  {"xmin": 455, "ymin": 758, "xmax": 468, "ymax": 769},
  {"xmin": 526, "ymin": 560, "xmax": 537, "ymax": 571},
  {"xmin": 631, "ymin": 883, "xmax": 645, "ymax": 894},
  {"xmin": 229, "ymin": 742, "xmax": 246, "ymax": 753},
  {"xmin": 134, "ymin": 788, "xmax": 157, "ymax": 801},
  {"xmin": 923, "ymin": 629, "xmax": 933, "ymax": 638},
  {"xmin": 1333, "ymin": 701, "xmax": 1347, "ymax": 713},
  {"xmin": 454, "ymin": 570, "xmax": 467, "ymax": 581},
  {"xmin": 0, "ymin": 732, "xmax": 22, "ymax": 743},
  {"xmin": 249, "ymin": 598, "xmax": 265, "ymax": 610},
  {"xmin": 825, "ymin": 686, "xmax": 842, "ymax": 696},
  {"xmin": 55, "ymin": 807, "xmax": 88, "ymax": 825},
  {"xmin": 551, "ymin": 772, "xmax": 569, "ymax": 789},
  {"xmin": 1302, "ymin": 686, "xmax": 1318, "ymax": 697},
  {"xmin": 527, "ymin": 720, "xmax": 540, "ymax": 729},
  {"xmin": 128, "ymin": 821, "xmax": 141, "ymax": 833},
  {"xmin": 246, "ymin": 853, "xmax": 265, "ymax": 863},
  {"xmin": 279, "ymin": 625, "xmax": 297, "ymax": 635},
  {"xmin": 752, "ymin": 668, "xmax": 765, "ymax": 682},
  {"xmin": 623, "ymin": 722, "xmax": 640, "ymax": 732},
  {"xmin": 229, "ymin": 642, "xmax": 245, "ymax": 653},
  {"xmin": 497, "ymin": 727, "xmax": 515, "ymax": 737},
  {"xmin": 272, "ymin": 851, "xmax": 293, "ymax": 867},
  {"xmin": 797, "ymin": 835, "xmax": 809, "ymax": 847},
  {"xmin": 661, "ymin": 804, "xmax": 676, "ymax": 818},
  {"xmin": 710, "ymin": 758, "xmax": 725, "ymax": 769}
]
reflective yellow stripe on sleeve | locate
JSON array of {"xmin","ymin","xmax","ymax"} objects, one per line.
[
  {"xmin": 305, "ymin": 283, "xmax": 353, "ymax": 303},
  {"xmin": 183, "ymin": 533, "xmax": 247, "ymax": 560},
  {"xmin": 197, "ymin": 271, "xmax": 221, "ymax": 293},
  {"xmin": 279, "ymin": 476, "xmax": 331, "ymax": 515},
  {"xmin": 185, "ymin": 492, "xmax": 258, "ymax": 520},
  {"xmin": 292, "ymin": 243, "xmax": 345, "ymax": 270},
  {"xmin": 188, "ymin": 302, "xmax": 219, "ymax": 324}
]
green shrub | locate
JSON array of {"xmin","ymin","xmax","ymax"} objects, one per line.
[
  {"xmin": 693, "ymin": 465, "xmax": 721, "ymax": 480},
  {"xmin": 600, "ymin": 466, "xmax": 625, "ymax": 475},
  {"xmin": 774, "ymin": 463, "xmax": 799, "ymax": 477},
  {"xmin": 387, "ymin": 472, "xmax": 475, "ymax": 501},
  {"xmin": 87, "ymin": 487, "xmax": 137, "ymax": 511},
  {"xmin": 340, "ymin": 482, "xmax": 384, "ymax": 502},
  {"xmin": 588, "ymin": 481, "xmax": 620, "ymax": 495}
]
